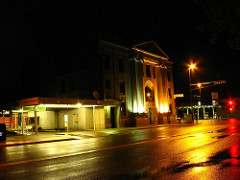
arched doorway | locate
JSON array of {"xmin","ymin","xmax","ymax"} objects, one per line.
[
  {"xmin": 145, "ymin": 86, "xmax": 154, "ymax": 102},
  {"xmin": 145, "ymin": 82, "xmax": 155, "ymax": 124}
]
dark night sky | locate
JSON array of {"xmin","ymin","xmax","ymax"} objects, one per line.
[{"xmin": 0, "ymin": 0, "xmax": 240, "ymax": 108}]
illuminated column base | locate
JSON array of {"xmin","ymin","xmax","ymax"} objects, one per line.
[
  {"xmin": 157, "ymin": 113, "xmax": 177, "ymax": 124},
  {"xmin": 158, "ymin": 113, "xmax": 170, "ymax": 124}
]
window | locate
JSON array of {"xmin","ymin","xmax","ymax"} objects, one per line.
[
  {"xmin": 119, "ymin": 58, "xmax": 124, "ymax": 72},
  {"xmin": 168, "ymin": 88, "xmax": 171, "ymax": 98},
  {"xmin": 146, "ymin": 65, "xmax": 151, "ymax": 77},
  {"xmin": 105, "ymin": 80, "xmax": 111, "ymax": 90},
  {"xmin": 145, "ymin": 86, "xmax": 154, "ymax": 102},
  {"xmin": 120, "ymin": 81, "xmax": 125, "ymax": 95},
  {"xmin": 61, "ymin": 81, "xmax": 66, "ymax": 93},
  {"xmin": 70, "ymin": 79, "xmax": 75, "ymax": 91},
  {"xmin": 153, "ymin": 67, "xmax": 156, "ymax": 78},
  {"xmin": 121, "ymin": 103, "xmax": 126, "ymax": 116},
  {"xmin": 167, "ymin": 71, "xmax": 171, "ymax": 81},
  {"xmin": 103, "ymin": 55, "xmax": 110, "ymax": 70},
  {"xmin": 169, "ymin": 104, "xmax": 172, "ymax": 113}
]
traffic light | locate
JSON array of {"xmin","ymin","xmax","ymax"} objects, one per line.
[{"xmin": 228, "ymin": 99, "xmax": 235, "ymax": 113}]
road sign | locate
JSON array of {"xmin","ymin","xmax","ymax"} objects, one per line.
[
  {"xmin": 213, "ymin": 80, "xmax": 226, "ymax": 85},
  {"xmin": 174, "ymin": 94, "xmax": 184, "ymax": 99}
]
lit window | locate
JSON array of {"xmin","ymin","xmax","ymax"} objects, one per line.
[
  {"xmin": 121, "ymin": 103, "xmax": 126, "ymax": 116},
  {"xmin": 145, "ymin": 86, "xmax": 154, "ymax": 102}
]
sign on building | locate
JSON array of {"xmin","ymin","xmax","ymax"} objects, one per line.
[{"xmin": 211, "ymin": 92, "xmax": 219, "ymax": 106}]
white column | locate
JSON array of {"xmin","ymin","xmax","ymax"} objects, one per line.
[
  {"xmin": 21, "ymin": 107, "xmax": 24, "ymax": 134},
  {"xmin": 34, "ymin": 105, "xmax": 38, "ymax": 134},
  {"xmin": 93, "ymin": 106, "xmax": 96, "ymax": 130}
]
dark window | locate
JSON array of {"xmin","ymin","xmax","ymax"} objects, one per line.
[
  {"xmin": 120, "ymin": 81, "xmax": 125, "ymax": 95},
  {"xmin": 153, "ymin": 67, "xmax": 156, "ymax": 78},
  {"xmin": 169, "ymin": 104, "xmax": 172, "ymax": 113},
  {"xmin": 119, "ymin": 58, "xmax": 124, "ymax": 72},
  {"xmin": 167, "ymin": 71, "xmax": 171, "ymax": 81},
  {"xmin": 146, "ymin": 65, "xmax": 151, "ymax": 77},
  {"xmin": 104, "ymin": 55, "xmax": 110, "ymax": 70},
  {"xmin": 105, "ymin": 80, "xmax": 111, "ymax": 90},
  {"xmin": 70, "ymin": 79, "xmax": 75, "ymax": 91},
  {"xmin": 168, "ymin": 88, "xmax": 171, "ymax": 98},
  {"xmin": 61, "ymin": 81, "xmax": 66, "ymax": 93}
]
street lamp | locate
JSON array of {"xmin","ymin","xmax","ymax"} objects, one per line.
[
  {"xmin": 197, "ymin": 83, "xmax": 202, "ymax": 105},
  {"xmin": 189, "ymin": 63, "xmax": 195, "ymax": 122}
]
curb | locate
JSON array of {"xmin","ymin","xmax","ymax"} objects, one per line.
[{"xmin": 0, "ymin": 137, "xmax": 79, "ymax": 146}]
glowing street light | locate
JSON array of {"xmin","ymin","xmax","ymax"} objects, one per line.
[
  {"xmin": 188, "ymin": 63, "xmax": 196, "ymax": 122},
  {"xmin": 189, "ymin": 64, "xmax": 195, "ymax": 69}
]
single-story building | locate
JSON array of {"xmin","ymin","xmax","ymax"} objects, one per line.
[{"xmin": 12, "ymin": 97, "xmax": 120, "ymax": 131}]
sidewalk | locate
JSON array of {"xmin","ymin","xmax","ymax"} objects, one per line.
[
  {"xmin": 0, "ymin": 125, "xmax": 165, "ymax": 146},
  {"xmin": 0, "ymin": 120, "xmax": 220, "ymax": 146}
]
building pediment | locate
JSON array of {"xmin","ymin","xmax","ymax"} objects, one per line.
[{"xmin": 133, "ymin": 41, "xmax": 169, "ymax": 60}]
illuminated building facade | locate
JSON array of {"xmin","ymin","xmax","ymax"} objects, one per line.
[
  {"xmin": 128, "ymin": 41, "xmax": 176, "ymax": 124},
  {"xmin": 98, "ymin": 40, "xmax": 176, "ymax": 127},
  {"xmin": 12, "ymin": 39, "xmax": 176, "ymax": 131}
]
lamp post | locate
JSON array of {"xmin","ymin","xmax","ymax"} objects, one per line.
[
  {"xmin": 189, "ymin": 64, "xmax": 195, "ymax": 122},
  {"xmin": 197, "ymin": 83, "xmax": 201, "ymax": 105}
]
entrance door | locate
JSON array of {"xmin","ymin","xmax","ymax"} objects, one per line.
[
  {"xmin": 73, "ymin": 114, "xmax": 78, "ymax": 129},
  {"xmin": 64, "ymin": 115, "xmax": 68, "ymax": 131},
  {"xmin": 148, "ymin": 108, "xmax": 154, "ymax": 124},
  {"xmin": 110, "ymin": 107, "xmax": 116, "ymax": 128}
]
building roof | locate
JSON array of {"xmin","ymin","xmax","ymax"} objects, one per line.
[
  {"xmin": 133, "ymin": 41, "xmax": 169, "ymax": 59},
  {"xmin": 18, "ymin": 97, "xmax": 119, "ymax": 107}
]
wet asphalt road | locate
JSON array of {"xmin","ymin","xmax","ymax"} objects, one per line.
[{"xmin": 1, "ymin": 119, "xmax": 240, "ymax": 179}]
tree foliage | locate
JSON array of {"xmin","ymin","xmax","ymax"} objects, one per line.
[{"xmin": 195, "ymin": 0, "xmax": 240, "ymax": 50}]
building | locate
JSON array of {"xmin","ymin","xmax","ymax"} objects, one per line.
[
  {"xmin": 131, "ymin": 41, "xmax": 175, "ymax": 124},
  {"xmin": 10, "ymin": 39, "xmax": 176, "ymax": 131}
]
